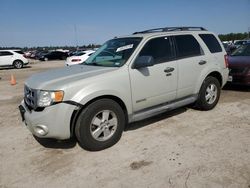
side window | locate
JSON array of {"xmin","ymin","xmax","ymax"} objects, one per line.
[
  {"xmin": 175, "ymin": 35, "xmax": 202, "ymax": 58},
  {"xmin": 199, "ymin": 34, "xmax": 222, "ymax": 53},
  {"xmin": 0, "ymin": 51, "xmax": 13, "ymax": 56},
  {"xmin": 138, "ymin": 36, "xmax": 174, "ymax": 64}
]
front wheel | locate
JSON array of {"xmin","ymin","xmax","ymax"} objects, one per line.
[
  {"xmin": 195, "ymin": 76, "xmax": 221, "ymax": 111},
  {"xmin": 75, "ymin": 99, "xmax": 125, "ymax": 151}
]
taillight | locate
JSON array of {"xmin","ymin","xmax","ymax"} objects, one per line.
[
  {"xmin": 71, "ymin": 59, "xmax": 81, "ymax": 62},
  {"xmin": 224, "ymin": 54, "xmax": 229, "ymax": 68}
]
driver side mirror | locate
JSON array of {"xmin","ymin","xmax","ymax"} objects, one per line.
[{"xmin": 133, "ymin": 56, "xmax": 154, "ymax": 69}]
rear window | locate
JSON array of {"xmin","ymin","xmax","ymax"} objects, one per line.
[
  {"xmin": 199, "ymin": 34, "xmax": 222, "ymax": 53},
  {"xmin": 231, "ymin": 44, "xmax": 250, "ymax": 56},
  {"xmin": 14, "ymin": 50, "xmax": 24, "ymax": 54},
  {"xmin": 175, "ymin": 35, "xmax": 203, "ymax": 58},
  {"xmin": 75, "ymin": 52, "xmax": 85, "ymax": 56}
]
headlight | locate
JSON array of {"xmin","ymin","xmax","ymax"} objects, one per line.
[{"xmin": 37, "ymin": 90, "xmax": 64, "ymax": 107}]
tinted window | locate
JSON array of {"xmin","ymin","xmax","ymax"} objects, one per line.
[
  {"xmin": 14, "ymin": 50, "xmax": 24, "ymax": 54},
  {"xmin": 51, "ymin": 51, "xmax": 62, "ymax": 55},
  {"xmin": 175, "ymin": 35, "xmax": 202, "ymax": 58},
  {"xmin": 0, "ymin": 51, "xmax": 13, "ymax": 56},
  {"xmin": 139, "ymin": 37, "xmax": 174, "ymax": 64},
  {"xmin": 199, "ymin": 34, "xmax": 222, "ymax": 53}
]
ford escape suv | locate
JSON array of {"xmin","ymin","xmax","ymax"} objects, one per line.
[{"xmin": 19, "ymin": 27, "xmax": 229, "ymax": 151}]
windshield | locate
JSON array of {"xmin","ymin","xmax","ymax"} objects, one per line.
[
  {"xmin": 84, "ymin": 37, "xmax": 142, "ymax": 67},
  {"xmin": 231, "ymin": 44, "xmax": 250, "ymax": 56}
]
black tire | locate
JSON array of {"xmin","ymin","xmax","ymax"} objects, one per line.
[
  {"xmin": 13, "ymin": 60, "xmax": 23, "ymax": 69},
  {"xmin": 75, "ymin": 99, "xmax": 125, "ymax": 151},
  {"xmin": 195, "ymin": 76, "xmax": 221, "ymax": 111}
]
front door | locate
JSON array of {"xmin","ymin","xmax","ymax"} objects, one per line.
[
  {"xmin": 0, "ymin": 51, "xmax": 13, "ymax": 66},
  {"xmin": 129, "ymin": 36, "xmax": 177, "ymax": 112}
]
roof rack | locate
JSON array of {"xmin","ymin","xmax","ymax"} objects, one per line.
[{"xmin": 133, "ymin": 27, "xmax": 207, "ymax": 34}]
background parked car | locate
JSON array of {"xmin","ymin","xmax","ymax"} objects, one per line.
[
  {"xmin": 0, "ymin": 50, "xmax": 29, "ymax": 69},
  {"xmin": 228, "ymin": 43, "xmax": 250, "ymax": 86},
  {"xmin": 34, "ymin": 51, "xmax": 49, "ymax": 60},
  {"xmin": 234, "ymin": 40, "xmax": 248, "ymax": 48},
  {"xmin": 65, "ymin": 50, "xmax": 95, "ymax": 66},
  {"xmin": 39, "ymin": 51, "xmax": 68, "ymax": 61}
]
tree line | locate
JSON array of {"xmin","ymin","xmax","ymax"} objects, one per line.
[
  {"xmin": 0, "ymin": 44, "xmax": 101, "ymax": 51},
  {"xmin": 218, "ymin": 32, "xmax": 249, "ymax": 42},
  {"xmin": 1, "ymin": 32, "xmax": 250, "ymax": 50}
]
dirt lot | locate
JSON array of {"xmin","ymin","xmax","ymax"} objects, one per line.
[{"xmin": 0, "ymin": 61, "xmax": 250, "ymax": 188}]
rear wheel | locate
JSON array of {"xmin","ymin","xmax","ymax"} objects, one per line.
[
  {"xmin": 195, "ymin": 76, "xmax": 221, "ymax": 110},
  {"xmin": 75, "ymin": 99, "xmax": 125, "ymax": 151},
  {"xmin": 13, "ymin": 60, "xmax": 23, "ymax": 69}
]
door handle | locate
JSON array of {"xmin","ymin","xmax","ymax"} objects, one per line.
[
  {"xmin": 199, "ymin": 60, "xmax": 207, "ymax": 65},
  {"xmin": 164, "ymin": 67, "xmax": 175, "ymax": 73}
]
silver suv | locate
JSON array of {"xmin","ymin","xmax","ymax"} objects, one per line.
[{"xmin": 19, "ymin": 27, "xmax": 229, "ymax": 151}]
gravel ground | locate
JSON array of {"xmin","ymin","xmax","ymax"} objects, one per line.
[{"xmin": 0, "ymin": 61, "xmax": 250, "ymax": 188}]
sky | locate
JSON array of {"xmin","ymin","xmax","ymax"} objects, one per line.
[{"xmin": 0, "ymin": 0, "xmax": 249, "ymax": 47}]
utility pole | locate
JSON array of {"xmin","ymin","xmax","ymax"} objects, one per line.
[{"xmin": 248, "ymin": 27, "xmax": 250, "ymax": 39}]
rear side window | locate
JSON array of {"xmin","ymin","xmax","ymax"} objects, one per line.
[
  {"xmin": 139, "ymin": 36, "xmax": 174, "ymax": 64},
  {"xmin": 174, "ymin": 35, "xmax": 202, "ymax": 58},
  {"xmin": 0, "ymin": 51, "xmax": 13, "ymax": 56},
  {"xmin": 199, "ymin": 34, "xmax": 222, "ymax": 53}
]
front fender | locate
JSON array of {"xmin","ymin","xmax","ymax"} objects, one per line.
[{"xmin": 71, "ymin": 82, "xmax": 132, "ymax": 115}]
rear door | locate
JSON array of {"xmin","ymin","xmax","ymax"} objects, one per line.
[
  {"xmin": 129, "ymin": 36, "xmax": 178, "ymax": 112},
  {"xmin": 0, "ymin": 51, "xmax": 14, "ymax": 66},
  {"xmin": 173, "ymin": 34, "xmax": 207, "ymax": 98},
  {"xmin": 199, "ymin": 33, "xmax": 224, "ymax": 69}
]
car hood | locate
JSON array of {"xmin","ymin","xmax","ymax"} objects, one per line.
[
  {"xmin": 228, "ymin": 56, "xmax": 250, "ymax": 68},
  {"xmin": 25, "ymin": 65, "xmax": 118, "ymax": 90}
]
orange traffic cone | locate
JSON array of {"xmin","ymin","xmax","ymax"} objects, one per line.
[{"xmin": 10, "ymin": 74, "xmax": 17, "ymax": 85}]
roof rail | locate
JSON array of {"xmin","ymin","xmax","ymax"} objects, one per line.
[{"xmin": 133, "ymin": 27, "xmax": 207, "ymax": 34}]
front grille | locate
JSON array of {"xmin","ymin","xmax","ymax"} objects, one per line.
[{"xmin": 24, "ymin": 85, "xmax": 37, "ymax": 110}]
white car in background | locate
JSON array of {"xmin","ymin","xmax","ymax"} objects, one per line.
[
  {"xmin": 0, "ymin": 50, "xmax": 29, "ymax": 69},
  {"xmin": 65, "ymin": 50, "xmax": 95, "ymax": 66}
]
